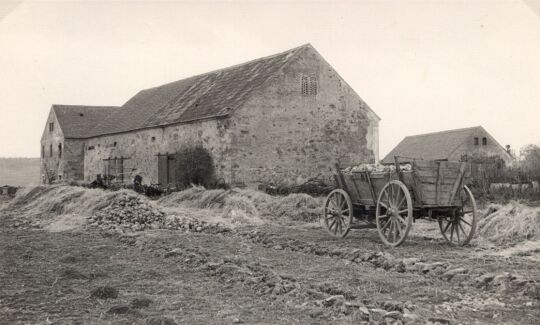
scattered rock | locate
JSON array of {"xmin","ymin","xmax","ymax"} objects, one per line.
[
  {"xmin": 272, "ymin": 245, "xmax": 283, "ymax": 250},
  {"xmin": 164, "ymin": 249, "xmax": 183, "ymax": 258},
  {"xmin": 441, "ymin": 267, "xmax": 468, "ymax": 280},
  {"xmin": 107, "ymin": 305, "xmax": 130, "ymax": 314},
  {"xmin": 383, "ymin": 300, "xmax": 403, "ymax": 312},
  {"xmin": 60, "ymin": 268, "xmax": 87, "ymax": 280},
  {"xmin": 130, "ymin": 297, "xmax": 153, "ymax": 309},
  {"xmin": 474, "ymin": 273, "xmax": 495, "ymax": 287},
  {"xmin": 322, "ymin": 295, "xmax": 346, "ymax": 307},
  {"xmin": 145, "ymin": 316, "xmax": 177, "ymax": 325},
  {"xmin": 90, "ymin": 286, "xmax": 119, "ymax": 299},
  {"xmin": 369, "ymin": 308, "xmax": 387, "ymax": 321},
  {"xmin": 357, "ymin": 306, "xmax": 370, "ymax": 321},
  {"xmin": 403, "ymin": 312, "xmax": 420, "ymax": 323},
  {"xmin": 384, "ymin": 310, "xmax": 402, "ymax": 319},
  {"xmin": 232, "ymin": 318, "xmax": 243, "ymax": 324}
]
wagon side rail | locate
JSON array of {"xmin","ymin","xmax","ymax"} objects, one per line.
[{"xmin": 411, "ymin": 160, "xmax": 469, "ymax": 207}]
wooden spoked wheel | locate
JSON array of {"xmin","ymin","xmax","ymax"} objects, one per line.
[
  {"xmin": 375, "ymin": 180, "xmax": 413, "ymax": 247},
  {"xmin": 323, "ymin": 189, "xmax": 353, "ymax": 238},
  {"xmin": 438, "ymin": 185, "xmax": 477, "ymax": 246}
]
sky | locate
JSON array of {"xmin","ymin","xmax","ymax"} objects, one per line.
[{"xmin": 0, "ymin": 0, "xmax": 539, "ymax": 159}]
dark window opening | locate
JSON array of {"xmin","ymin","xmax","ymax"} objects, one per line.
[
  {"xmin": 482, "ymin": 137, "xmax": 487, "ymax": 145},
  {"xmin": 49, "ymin": 122, "xmax": 54, "ymax": 132},
  {"xmin": 79, "ymin": 113, "xmax": 84, "ymax": 117},
  {"xmin": 58, "ymin": 143, "xmax": 62, "ymax": 158},
  {"xmin": 87, "ymin": 145, "xmax": 95, "ymax": 151},
  {"xmin": 49, "ymin": 144, "xmax": 53, "ymax": 157},
  {"xmin": 474, "ymin": 137, "xmax": 479, "ymax": 145},
  {"xmin": 151, "ymin": 136, "xmax": 156, "ymax": 142},
  {"xmin": 113, "ymin": 142, "xmax": 117, "ymax": 147}
]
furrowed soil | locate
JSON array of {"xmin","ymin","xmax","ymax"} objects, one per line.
[{"xmin": 1, "ymin": 190, "xmax": 539, "ymax": 324}]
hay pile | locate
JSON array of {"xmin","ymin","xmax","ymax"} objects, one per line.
[
  {"xmin": 89, "ymin": 193, "xmax": 165, "ymax": 231},
  {"xmin": 158, "ymin": 187, "xmax": 322, "ymax": 223},
  {"xmin": 5, "ymin": 185, "xmax": 134, "ymax": 217},
  {"xmin": 477, "ymin": 201, "xmax": 540, "ymax": 245}
]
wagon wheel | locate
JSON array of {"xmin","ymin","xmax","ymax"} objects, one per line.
[
  {"xmin": 438, "ymin": 185, "xmax": 477, "ymax": 246},
  {"xmin": 375, "ymin": 180, "xmax": 413, "ymax": 247},
  {"xmin": 322, "ymin": 189, "xmax": 353, "ymax": 238}
]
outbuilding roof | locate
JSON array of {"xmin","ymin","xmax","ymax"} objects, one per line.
[
  {"xmin": 52, "ymin": 105, "xmax": 121, "ymax": 139},
  {"xmin": 381, "ymin": 126, "xmax": 486, "ymax": 164}
]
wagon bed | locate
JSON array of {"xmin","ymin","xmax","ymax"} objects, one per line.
[{"xmin": 322, "ymin": 158, "xmax": 477, "ymax": 247}]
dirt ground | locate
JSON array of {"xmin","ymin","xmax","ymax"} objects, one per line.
[{"xmin": 1, "ymin": 198, "xmax": 539, "ymax": 324}]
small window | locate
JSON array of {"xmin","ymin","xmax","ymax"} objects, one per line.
[
  {"xmin": 49, "ymin": 122, "xmax": 54, "ymax": 132},
  {"xmin": 482, "ymin": 137, "xmax": 487, "ymax": 145},
  {"xmin": 58, "ymin": 143, "xmax": 62, "ymax": 158},
  {"xmin": 151, "ymin": 136, "xmax": 156, "ymax": 142},
  {"xmin": 113, "ymin": 142, "xmax": 117, "ymax": 147},
  {"xmin": 49, "ymin": 144, "xmax": 53, "ymax": 157},
  {"xmin": 474, "ymin": 137, "xmax": 479, "ymax": 145}
]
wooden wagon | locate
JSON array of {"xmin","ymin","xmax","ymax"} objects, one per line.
[{"xmin": 322, "ymin": 157, "xmax": 477, "ymax": 247}]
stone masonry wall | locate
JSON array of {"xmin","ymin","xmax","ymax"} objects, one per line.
[
  {"xmin": 40, "ymin": 110, "xmax": 64, "ymax": 183},
  {"xmin": 228, "ymin": 46, "xmax": 379, "ymax": 187},
  {"xmin": 83, "ymin": 119, "xmax": 232, "ymax": 184}
]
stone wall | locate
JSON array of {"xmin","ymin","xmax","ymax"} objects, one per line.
[
  {"xmin": 40, "ymin": 110, "xmax": 64, "ymax": 183},
  {"xmin": 228, "ymin": 46, "xmax": 379, "ymax": 187},
  {"xmin": 83, "ymin": 119, "xmax": 233, "ymax": 184}
]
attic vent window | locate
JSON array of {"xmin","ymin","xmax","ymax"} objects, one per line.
[
  {"xmin": 301, "ymin": 75, "xmax": 318, "ymax": 96},
  {"xmin": 49, "ymin": 122, "xmax": 54, "ymax": 132},
  {"xmin": 482, "ymin": 137, "xmax": 487, "ymax": 145}
]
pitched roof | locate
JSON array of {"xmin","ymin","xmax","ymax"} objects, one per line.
[
  {"xmin": 52, "ymin": 105, "xmax": 121, "ymax": 139},
  {"xmin": 89, "ymin": 44, "xmax": 310, "ymax": 136},
  {"xmin": 381, "ymin": 126, "xmax": 483, "ymax": 164}
]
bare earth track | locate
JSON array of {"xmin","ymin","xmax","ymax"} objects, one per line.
[{"xmin": 1, "ymin": 205, "xmax": 539, "ymax": 324}]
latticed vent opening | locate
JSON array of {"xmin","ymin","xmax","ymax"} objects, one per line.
[
  {"xmin": 301, "ymin": 76, "xmax": 309, "ymax": 96},
  {"xmin": 309, "ymin": 77, "xmax": 317, "ymax": 95},
  {"xmin": 301, "ymin": 75, "xmax": 317, "ymax": 96}
]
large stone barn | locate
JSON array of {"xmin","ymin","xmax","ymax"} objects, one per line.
[
  {"xmin": 381, "ymin": 126, "xmax": 513, "ymax": 165},
  {"xmin": 40, "ymin": 44, "xmax": 380, "ymax": 187}
]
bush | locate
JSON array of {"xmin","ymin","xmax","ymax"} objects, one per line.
[{"xmin": 175, "ymin": 146, "xmax": 216, "ymax": 188}]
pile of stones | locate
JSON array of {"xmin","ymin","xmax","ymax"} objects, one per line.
[
  {"xmin": 164, "ymin": 215, "xmax": 207, "ymax": 232},
  {"xmin": 89, "ymin": 194, "xmax": 165, "ymax": 231}
]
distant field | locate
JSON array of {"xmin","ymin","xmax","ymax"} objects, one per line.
[{"xmin": 0, "ymin": 158, "xmax": 40, "ymax": 186}]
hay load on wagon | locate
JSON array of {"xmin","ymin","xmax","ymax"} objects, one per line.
[{"xmin": 321, "ymin": 158, "xmax": 477, "ymax": 247}]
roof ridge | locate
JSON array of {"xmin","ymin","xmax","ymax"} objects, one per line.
[{"xmin": 405, "ymin": 126, "xmax": 481, "ymax": 138}]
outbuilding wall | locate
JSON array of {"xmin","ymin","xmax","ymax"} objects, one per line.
[{"xmin": 449, "ymin": 128, "xmax": 512, "ymax": 164}]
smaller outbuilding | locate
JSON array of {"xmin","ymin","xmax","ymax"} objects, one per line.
[{"xmin": 382, "ymin": 126, "xmax": 513, "ymax": 164}]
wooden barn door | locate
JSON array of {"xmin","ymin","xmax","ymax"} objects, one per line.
[
  {"xmin": 158, "ymin": 154, "xmax": 168, "ymax": 186},
  {"xmin": 157, "ymin": 153, "xmax": 177, "ymax": 186}
]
